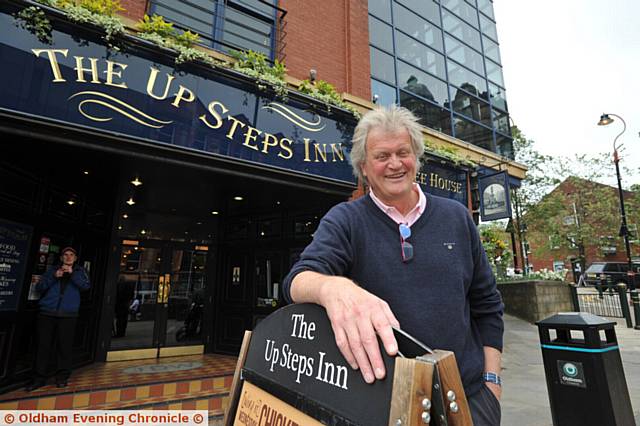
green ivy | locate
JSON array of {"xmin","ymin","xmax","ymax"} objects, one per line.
[
  {"xmin": 16, "ymin": 6, "xmax": 53, "ymax": 43},
  {"xmin": 136, "ymin": 14, "xmax": 218, "ymax": 65},
  {"xmin": 26, "ymin": 1, "xmax": 125, "ymax": 45},
  {"xmin": 424, "ymin": 139, "xmax": 476, "ymax": 167},
  {"xmin": 58, "ymin": 0, "xmax": 123, "ymax": 16},
  {"xmin": 229, "ymin": 49, "xmax": 288, "ymax": 100},
  {"xmin": 137, "ymin": 13, "xmax": 174, "ymax": 38},
  {"xmin": 298, "ymin": 79, "xmax": 361, "ymax": 119}
]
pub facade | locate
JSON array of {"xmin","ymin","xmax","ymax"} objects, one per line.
[{"xmin": 0, "ymin": 0, "xmax": 526, "ymax": 389}]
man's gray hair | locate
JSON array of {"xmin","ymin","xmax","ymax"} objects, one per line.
[{"xmin": 350, "ymin": 105, "xmax": 424, "ymax": 183}]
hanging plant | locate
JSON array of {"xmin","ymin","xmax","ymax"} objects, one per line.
[
  {"xmin": 424, "ymin": 139, "xmax": 476, "ymax": 167},
  {"xmin": 55, "ymin": 0, "xmax": 125, "ymax": 44},
  {"xmin": 229, "ymin": 49, "xmax": 288, "ymax": 100},
  {"xmin": 298, "ymin": 79, "xmax": 361, "ymax": 119},
  {"xmin": 136, "ymin": 14, "xmax": 219, "ymax": 65},
  {"xmin": 16, "ymin": 6, "xmax": 53, "ymax": 43}
]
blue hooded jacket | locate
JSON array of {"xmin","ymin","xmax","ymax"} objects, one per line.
[{"xmin": 37, "ymin": 263, "xmax": 90, "ymax": 317}]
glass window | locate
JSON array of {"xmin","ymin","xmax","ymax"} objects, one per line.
[
  {"xmin": 445, "ymin": 35, "xmax": 484, "ymax": 75},
  {"xmin": 235, "ymin": 0, "xmax": 276, "ymax": 15},
  {"xmin": 479, "ymin": 13, "xmax": 498, "ymax": 41},
  {"xmin": 371, "ymin": 79, "xmax": 398, "ymax": 105},
  {"xmin": 492, "ymin": 108, "xmax": 510, "ymax": 134},
  {"xmin": 453, "ymin": 115, "xmax": 494, "ymax": 150},
  {"xmin": 496, "ymin": 135, "xmax": 514, "ymax": 159},
  {"xmin": 371, "ymin": 47, "xmax": 397, "ymax": 84},
  {"xmin": 222, "ymin": 7, "xmax": 273, "ymax": 56},
  {"xmin": 483, "ymin": 36, "xmax": 501, "ymax": 64},
  {"xmin": 397, "ymin": 61, "xmax": 449, "ymax": 106},
  {"xmin": 150, "ymin": 0, "xmax": 276, "ymax": 56},
  {"xmin": 489, "ymin": 83, "xmax": 507, "ymax": 111},
  {"xmin": 369, "ymin": 0, "xmax": 392, "ymax": 22},
  {"xmin": 400, "ymin": 91, "xmax": 452, "ymax": 134},
  {"xmin": 443, "ymin": 10, "xmax": 481, "ymax": 51},
  {"xmin": 396, "ymin": 31, "xmax": 446, "ymax": 79},
  {"xmin": 396, "ymin": 0, "xmax": 441, "ymax": 26},
  {"xmin": 152, "ymin": 1, "xmax": 214, "ymax": 40},
  {"xmin": 394, "ymin": 3, "xmax": 444, "ymax": 52},
  {"xmin": 447, "ymin": 59, "xmax": 487, "ymax": 95},
  {"xmin": 450, "ymin": 86, "xmax": 491, "ymax": 125},
  {"xmin": 441, "ymin": 0, "xmax": 478, "ymax": 28},
  {"xmin": 485, "ymin": 59, "xmax": 504, "ymax": 87},
  {"xmin": 477, "ymin": 0, "xmax": 495, "ymax": 21},
  {"xmin": 369, "ymin": 15, "xmax": 394, "ymax": 52}
]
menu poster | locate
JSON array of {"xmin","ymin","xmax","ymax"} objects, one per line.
[{"xmin": 0, "ymin": 219, "xmax": 33, "ymax": 311}]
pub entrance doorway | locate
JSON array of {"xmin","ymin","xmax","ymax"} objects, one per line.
[{"xmin": 108, "ymin": 239, "xmax": 211, "ymax": 360}]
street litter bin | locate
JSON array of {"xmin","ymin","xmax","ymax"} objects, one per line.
[{"xmin": 537, "ymin": 312, "xmax": 634, "ymax": 426}]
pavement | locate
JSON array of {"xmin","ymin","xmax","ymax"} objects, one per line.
[{"xmin": 502, "ymin": 313, "xmax": 640, "ymax": 425}]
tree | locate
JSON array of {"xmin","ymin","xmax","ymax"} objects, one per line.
[
  {"xmin": 479, "ymin": 223, "xmax": 512, "ymax": 280},
  {"xmin": 510, "ymin": 126, "xmax": 639, "ymax": 272}
]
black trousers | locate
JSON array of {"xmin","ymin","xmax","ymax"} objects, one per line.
[
  {"xmin": 34, "ymin": 314, "xmax": 77, "ymax": 382},
  {"xmin": 468, "ymin": 384, "xmax": 502, "ymax": 426}
]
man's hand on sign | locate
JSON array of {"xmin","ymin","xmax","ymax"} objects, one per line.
[{"xmin": 318, "ymin": 276, "xmax": 400, "ymax": 384}]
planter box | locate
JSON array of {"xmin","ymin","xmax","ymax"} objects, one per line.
[{"xmin": 497, "ymin": 280, "xmax": 574, "ymax": 323}]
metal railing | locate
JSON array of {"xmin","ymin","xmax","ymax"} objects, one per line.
[
  {"xmin": 575, "ymin": 286, "xmax": 624, "ymax": 318},
  {"xmin": 571, "ymin": 282, "xmax": 634, "ymax": 328}
]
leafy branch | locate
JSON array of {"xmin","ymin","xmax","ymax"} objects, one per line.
[
  {"xmin": 298, "ymin": 79, "xmax": 361, "ymax": 119},
  {"xmin": 424, "ymin": 139, "xmax": 476, "ymax": 167},
  {"xmin": 136, "ymin": 14, "xmax": 218, "ymax": 65},
  {"xmin": 16, "ymin": 6, "xmax": 53, "ymax": 43},
  {"xmin": 229, "ymin": 49, "xmax": 288, "ymax": 99}
]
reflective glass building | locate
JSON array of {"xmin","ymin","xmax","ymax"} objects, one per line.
[{"xmin": 368, "ymin": 0, "xmax": 513, "ymax": 159}]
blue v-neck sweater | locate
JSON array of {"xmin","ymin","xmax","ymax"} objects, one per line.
[{"xmin": 283, "ymin": 192, "xmax": 504, "ymax": 396}]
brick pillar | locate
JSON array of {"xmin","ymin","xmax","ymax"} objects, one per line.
[{"xmin": 280, "ymin": 0, "xmax": 371, "ymax": 101}]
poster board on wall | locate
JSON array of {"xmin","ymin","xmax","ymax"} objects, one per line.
[{"xmin": 0, "ymin": 218, "xmax": 33, "ymax": 311}]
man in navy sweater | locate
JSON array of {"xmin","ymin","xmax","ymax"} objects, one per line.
[
  {"xmin": 26, "ymin": 247, "xmax": 90, "ymax": 391},
  {"xmin": 282, "ymin": 106, "xmax": 503, "ymax": 425}
]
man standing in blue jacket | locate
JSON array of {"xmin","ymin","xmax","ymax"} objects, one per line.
[
  {"xmin": 26, "ymin": 247, "xmax": 90, "ymax": 391},
  {"xmin": 282, "ymin": 106, "xmax": 504, "ymax": 425}
]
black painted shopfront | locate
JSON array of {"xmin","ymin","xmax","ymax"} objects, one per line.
[{"xmin": 0, "ymin": 1, "xmax": 475, "ymax": 390}]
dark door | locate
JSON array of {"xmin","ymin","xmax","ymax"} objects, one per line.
[
  {"xmin": 109, "ymin": 240, "xmax": 209, "ymax": 355},
  {"xmin": 215, "ymin": 247, "xmax": 253, "ymax": 353}
]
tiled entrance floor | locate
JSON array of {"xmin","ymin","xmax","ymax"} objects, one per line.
[{"xmin": 0, "ymin": 354, "xmax": 238, "ymax": 414}]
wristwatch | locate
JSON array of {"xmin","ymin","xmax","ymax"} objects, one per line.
[{"xmin": 483, "ymin": 372, "xmax": 502, "ymax": 386}]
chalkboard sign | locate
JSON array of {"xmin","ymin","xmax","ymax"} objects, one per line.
[
  {"xmin": 0, "ymin": 219, "xmax": 33, "ymax": 311},
  {"xmin": 226, "ymin": 303, "xmax": 473, "ymax": 426},
  {"xmin": 242, "ymin": 303, "xmax": 396, "ymax": 425}
]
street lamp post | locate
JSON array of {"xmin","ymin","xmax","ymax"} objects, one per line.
[{"xmin": 597, "ymin": 113, "xmax": 636, "ymax": 291}]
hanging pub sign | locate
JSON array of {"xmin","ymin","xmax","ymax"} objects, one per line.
[
  {"xmin": 0, "ymin": 4, "xmax": 356, "ymax": 185},
  {"xmin": 0, "ymin": 219, "xmax": 33, "ymax": 312},
  {"xmin": 478, "ymin": 171, "xmax": 512, "ymax": 221}
]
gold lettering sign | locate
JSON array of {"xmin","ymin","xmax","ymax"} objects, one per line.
[
  {"xmin": 234, "ymin": 381, "xmax": 322, "ymax": 426},
  {"xmin": 30, "ymin": 49, "xmax": 347, "ymax": 165}
]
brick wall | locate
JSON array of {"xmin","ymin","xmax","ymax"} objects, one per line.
[
  {"xmin": 280, "ymin": 0, "xmax": 371, "ymax": 100},
  {"xmin": 119, "ymin": 0, "xmax": 147, "ymax": 21}
]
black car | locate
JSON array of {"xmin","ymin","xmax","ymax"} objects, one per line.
[{"xmin": 584, "ymin": 262, "xmax": 640, "ymax": 287}]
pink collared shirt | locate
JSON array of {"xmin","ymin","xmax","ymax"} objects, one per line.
[{"xmin": 369, "ymin": 183, "xmax": 426, "ymax": 226}]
